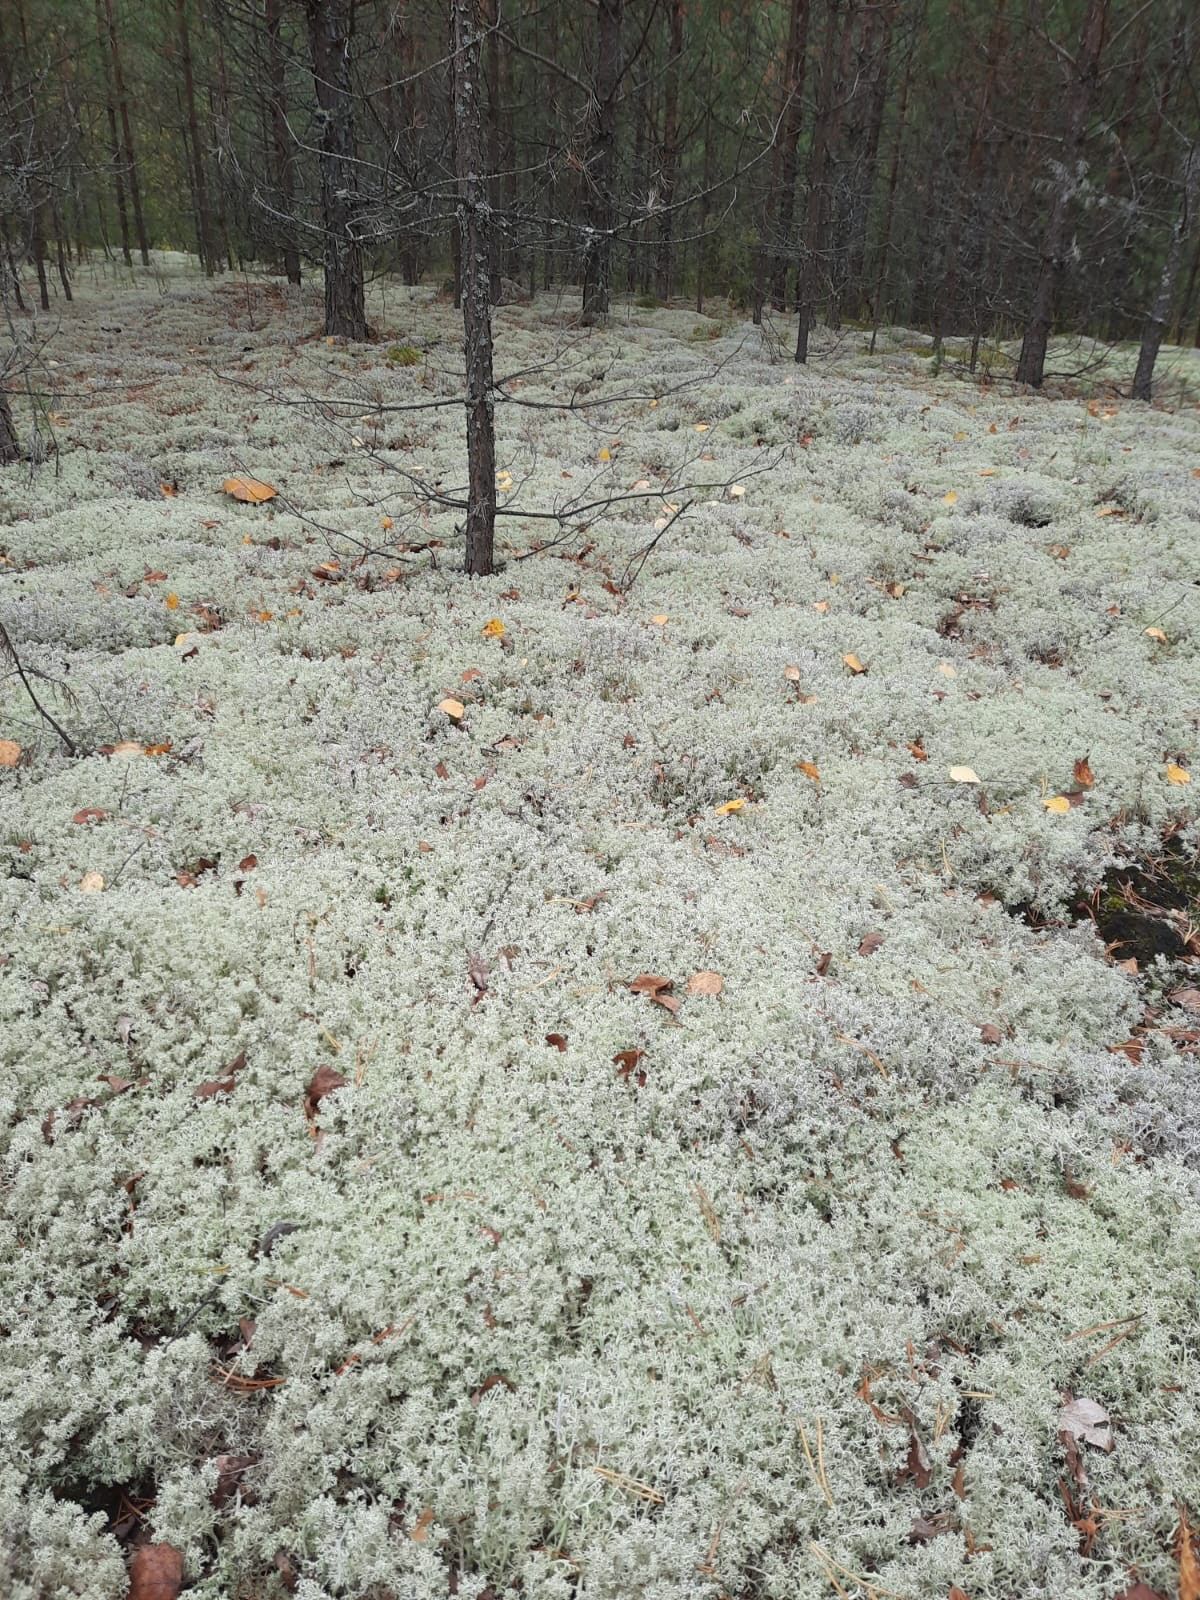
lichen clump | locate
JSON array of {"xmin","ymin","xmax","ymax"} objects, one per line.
[{"xmin": 1, "ymin": 261, "xmax": 1199, "ymax": 1599}]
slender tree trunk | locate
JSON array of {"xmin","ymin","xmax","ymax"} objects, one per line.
[
  {"xmin": 103, "ymin": 0, "xmax": 150, "ymax": 265},
  {"xmin": 582, "ymin": 0, "xmax": 622, "ymax": 324},
  {"xmin": 1132, "ymin": 144, "xmax": 1200, "ymax": 401},
  {"xmin": 0, "ymin": 392, "xmax": 20, "ymax": 465},
  {"xmin": 304, "ymin": 0, "xmax": 368, "ymax": 339},
  {"xmin": 655, "ymin": 0, "xmax": 684, "ymax": 301},
  {"xmin": 868, "ymin": 2, "xmax": 918, "ymax": 352},
  {"xmin": 266, "ymin": 0, "xmax": 301, "ymax": 284},
  {"xmin": 795, "ymin": 0, "xmax": 841, "ymax": 362},
  {"xmin": 769, "ymin": 0, "xmax": 811, "ymax": 311},
  {"xmin": 845, "ymin": 0, "xmax": 893, "ymax": 311},
  {"xmin": 177, "ymin": 0, "xmax": 214, "ymax": 274},
  {"xmin": 94, "ymin": 0, "xmax": 131, "ymax": 266},
  {"xmin": 451, "ymin": 0, "xmax": 497, "ymax": 577},
  {"xmin": 1015, "ymin": 0, "xmax": 1108, "ymax": 388}
]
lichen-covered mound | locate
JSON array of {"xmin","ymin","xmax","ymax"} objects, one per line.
[{"xmin": 2, "ymin": 265, "xmax": 1199, "ymax": 1600}]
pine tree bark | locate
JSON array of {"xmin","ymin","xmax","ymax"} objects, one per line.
[
  {"xmin": 1133, "ymin": 144, "xmax": 1200, "ymax": 401},
  {"xmin": 582, "ymin": 0, "xmax": 622, "ymax": 325},
  {"xmin": 654, "ymin": 0, "xmax": 684, "ymax": 301},
  {"xmin": 769, "ymin": 0, "xmax": 811, "ymax": 311},
  {"xmin": 93, "ymin": 0, "xmax": 131, "ymax": 266},
  {"xmin": 304, "ymin": 0, "xmax": 368, "ymax": 339},
  {"xmin": 1015, "ymin": 0, "xmax": 1108, "ymax": 388},
  {"xmin": 795, "ymin": 0, "xmax": 841, "ymax": 362},
  {"xmin": 0, "ymin": 391, "xmax": 20, "ymax": 465},
  {"xmin": 176, "ymin": 0, "xmax": 214, "ymax": 275},
  {"xmin": 451, "ymin": 0, "xmax": 497, "ymax": 577},
  {"xmin": 103, "ymin": 0, "xmax": 150, "ymax": 265},
  {"xmin": 265, "ymin": 0, "xmax": 301, "ymax": 284}
]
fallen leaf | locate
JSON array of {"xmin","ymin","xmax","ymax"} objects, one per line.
[
  {"xmin": 813, "ymin": 599, "xmax": 830, "ymax": 614},
  {"xmin": 842, "ymin": 653, "xmax": 867, "ymax": 674},
  {"xmin": 1170, "ymin": 988, "xmax": 1200, "ymax": 1013},
  {"xmin": 0, "ymin": 739, "xmax": 21, "ymax": 767},
  {"xmin": 165, "ymin": 592, "xmax": 180, "ymax": 610},
  {"xmin": 728, "ymin": 483, "xmax": 745, "ymax": 499},
  {"xmin": 437, "ymin": 697, "xmax": 465, "ymax": 721},
  {"xmin": 72, "ymin": 807, "xmax": 109, "ymax": 824},
  {"xmin": 223, "ymin": 476, "xmax": 277, "ymax": 503},
  {"xmin": 949, "ymin": 766, "xmax": 980, "ymax": 784},
  {"xmin": 714, "ymin": 798, "xmax": 746, "ymax": 815},
  {"xmin": 128, "ymin": 1543, "xmax": 184, "ymax": 1600},
  {"xmin": 795, "ymin": 760, "xmax": 821, "ymax": 783},
  {"xmin": 937, "ymin": 661, "xmax": 958, "ymax": 678},
  {"xmin": 1073, "ymin": 756, "xmax": 1095, "ymax": 788},
  {"xmin": 857, "ymin": 931, "xmax": 884, "ymax": 957},
  {"xmin": 79, "ymin": 870, "xmax": 104, "ymax": 893},
  {"xmin": 545, "ymin": 1032, "xmax": 568, "ymax": 1052},
  {"xmin": 98, "ymin": 1074, "xmax": 134, "ymax": 1093},
  {"xmin": 468, "ymin": 951, "xmax": 489, "ymax": 996},
  {"xmin": 613, "ymin": 1047, "xmax": 647, "ymax": 1085},
  {"xmin": 783, "ymin": 665, "xmax": 801, "ymax": 682},
  {"xmin": 409, "ymin": 1507, "xmax": 435, "ymax": 1544},
  {"xmin": 1144, "ymin": 627, "xmax": 1168, "ymax": 643},
  {"xmin": 238, "ymin": 854, "xmax": 258, "ymax": 873},
  {"xmin": 942, "ymin": 490, "xmax": 958, "ymax": 505},
  {"xmin": 687, "ymin": 970, "xmax": 724, "ymax": 997},
  {"xmin": 1059, "ymin": 1396, "xmax": 1113, "ymax": 1452},
  {"xmin": 1044, "ymin": 795, "xmax": 1072, "ymax": 814},
  {"xmin": 305, "ymin": 1064, "xmax": 348, "ymax": 1117},
  {"xmin": 629, "ymin": 974, "xmax": 672, "ymax": 994},
  {"xmin": 650, "ymin": 613, "xmax": 669, "ymax": 626},
  {"xmin": 1177, "ymin": 1506, "xmax": 1199, "ymax": 1600},
  {"xmin": 1166, "ymin": 762, "xmax": 1190, "ymax": 785},
  {"xmin": 1112, "ymin": 1584, "xmax": 1168, "ymax": 1600},
  {"xmin": 482, "ymin": 618, "xmax": 505, "ymax": 638}
]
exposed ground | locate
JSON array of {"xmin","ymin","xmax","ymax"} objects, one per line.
[{"xmin": 2, "ymin": 258, "xmax": 1200, "ymax": 1600}]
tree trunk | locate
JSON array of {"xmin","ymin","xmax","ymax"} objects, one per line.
[
  {"xmin": 1132, "ymin": 144, "xmax": 1200, "ymax": 402},
  {"xmin": 1015, "ymin": 0, "xmax": 1108, "ymax": 388},
  {"xmin": 103, "ymin": 0, "xmax": 150, "ymax": 265},
  {"xmin": 582, "ymin": 0, "xmax": 622, "ymax": 325},
  {"xmin": 845, "ymin": 0, "xmax": 893, "ymax": 311},
  {"xmin": 654, "ymin": 0, "xmax": 684, "ymax": 301},
  {"xmin": 177, "ymin": 0, "xmax": 214, "ymax": 274},
  {"xmin": 769, "ymin": 0, "xmax": 811, "ymax": 311},
  {"xmin": 451, "ymin": 0, "xmax": 497, "ymax": 577},
  {"xmin": 265, "ymin": 0, "xmax": 301, "ymax": 284},
  {"xmin": 868, "ymin": 1, "xmax": 918, "ymax": 351},
  {"xmin": 0, "ymin": 391, "xmax": 20, "ymax": 465},
  {"xmin": 795, "ymin": 0, "xmax": 841, "ymax": 362},
  {"xmin": 305, "ymin": 0, "xmax": 368, "ymax": 339},
  {"xmin": 93, "ymin": 0, "xmax": 131, "ymax": 266}
]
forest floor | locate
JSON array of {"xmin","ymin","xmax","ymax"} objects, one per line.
[{"xmin": 2, "ymin": 258, "xmax": 1200, "ymax": 1600}]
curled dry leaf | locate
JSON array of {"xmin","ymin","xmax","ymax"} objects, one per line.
[
  {"xmin": 1144, "ymin": 627, "xmax": 1168, "ymax": 643},
  {"xmin": 686, "ymin": 970, "xmax": 724, "ymax": 997},
  {"xmin": 1059, "ymin": 1396, "xmax": 1113, "ymax": 1452},
  {"xmin": 128, "ymin": 1542, "xmax": 184, "ymax": 1600},
  {"xmin": 1073, "ymin": 756, "xmax": 1095, "ymax": 788},
  {"xmin": 305, "ymin": 1064, "xmax": 348, "ymax": 1117},
  {"xmin": 223, "ymin": 476, "xmax": 277, "ymax": 503}
]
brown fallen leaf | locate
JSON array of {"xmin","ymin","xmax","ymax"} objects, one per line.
[
  {"xmin": 842, "ymin": 652, "xmax": 867, "ymax": 675},
  {"xmin": 1073, "ymin": 756, "xmax": 1095, "ymax": 788},
  {"xmin": 613, "ymin": 1048, "xmax": 647, "ymax": 1086},
  {"xmin": 979, "ymin": 1023, "xmax": 1003, "ymax": 1045},
  {"xmin": 128, "ymin": 1543, "xmax": 184, "ymax": 1600},
  {"xmin": 545, "ymin": 1032, "xmax": 568, "ymax": 1052},
  {"xmin": 468, "ymin": 951, "xmax": 489, "ymax": 997},
  {"xmin": 1112, "ymin": 1584, "xmax": 1168, "ymax": 1600},
  {"xmin": 629, "ymin": 974, "xmax": 672, "ymax": 994},
  {"xmin": 1170, "ymin": 988, "xmax": 1200, "ymax": 1013},
  {"xmin": 1059, "ymin": 1396, "xmax": 1113, "ymax": 1452},
  {"xmin": 795, "ymin": 760, "xmax": 821, "ymax": 784},
  {"xmin": 195, "ymin": 1076, "xmax": 237, "ymax": 1100},
  {"xmin": 687, "ymin": 970, "xmax": 724, "ymax": 997},
  {"xmin": 72, "ymin": 807, "xmax": 109, "ymax": 824},
  {"xmin": 98, "ymin": 1074, "xmax": 135, "ymax": 1094},
  {"xmin": 305, "ymin": 1064, "xmax": 348, "ymax": 1117},
  {"xmin": 1179, "ymin": 1505, "xmax": 1200, "ymax": 1600},
  {"xmin": 0, "ymin": 739, "xmax": 22, "ymax": 768},
  {"xmin": 223, "ymin": 476, "xmax": 277, "ymax": 503},
  {"xmin": 437, "ymin": 697, "xmax": 465, "ymax": 721},
  {"xmin": 857, "ymin": 931, "xmax": 884, "ymax": 957},
  {"xmin": 409, "ymin": 1506, "xmax": 435, "ymax": 1543}
]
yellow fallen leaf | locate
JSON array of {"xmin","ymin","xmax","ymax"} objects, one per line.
[
  {"xmin": 1144, "ymin": 627, "xmax": 1168, "ymax": 643},
  {"xmin": 687, "ymin": 970, "xmax": 724, "ymax": 997},
  {"xmin": 1043, "ymin": 795, "xmax": 1072, "ymax": 814},
  {"xmin": 795, "ymin": 761, "xmax": 821, "ymax": 783},
  {"xmin": 597, "ymin": 447, "xmax": 612, "ymax": 463},
  {"xmin": 813, "ymin": 600, "xmax": 830, "ymax": 615},
  {"xmin": 650, "ymin": 614, "xmax": 669, "ymax": 626},
  {"xmin": 173, "ymin": 631, "xmax": 200, "ymax": 649},
  {"xmin": 165, "ymin": 592, "xmax": 180, "ymax": 610},
  {"xmin": 694, "ymin": 422, "xmax": 710, "ymax": 432},
  {"xmin": 714, "ymin": 798, "xmax": 745, "ymax": 815},
  {"xmin": 0, "ymin": 739, "xmax": 21, "ymax": 767},
  {"xmin": 223, "ymin": 476, "xmax": 277, "ymax": 503},
  {"xmin": 482, "ymin": 618, "xmax": 506, "ymax": 638},
  {"xmin": 79, "ymin": 870, "xmax": 104, "ymax": 893},
  {"xmin": 842, "ymin": 653, "xmax": 867, "ymax": 675},
  {"xmin": 937, "ymin": 661, "xmax": 957, "ymax": 678},
  {"xmin": 380, "ymin": 516, "xmax": 394, "ymax": 531},
  {"xmin": 1166, "ymin": 762, "xmax": 1191, "ymax": 785},
  {"xmin": 949, "ymin": 766, "xmax": 980, "ymax": 784},
  {"xmin": 942, "ymin": 490, "xmax": 958, "ymax": 505},
  {"xmin": 437, "ymin": 698, "xmax": 465, "ymax": 720}
]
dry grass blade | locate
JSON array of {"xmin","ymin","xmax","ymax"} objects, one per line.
[{"xmin": 593, "ymin": 1466, "xmax": 665, "ymax": 1504}]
